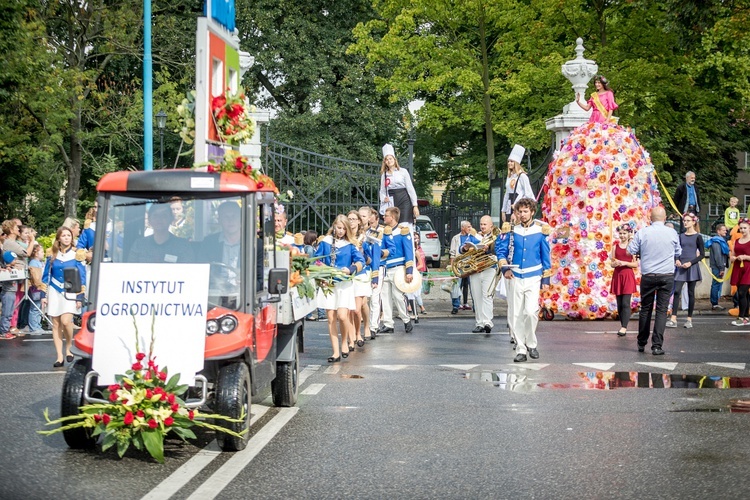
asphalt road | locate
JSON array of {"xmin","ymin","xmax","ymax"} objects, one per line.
[{"xmin": 1, "ymin": 300, "xmax": 749, "ymax": 500}]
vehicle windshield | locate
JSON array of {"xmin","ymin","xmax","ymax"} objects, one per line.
[{"xmin": 103, "ymin": 194, "xmax": 246, "ymax": 310}]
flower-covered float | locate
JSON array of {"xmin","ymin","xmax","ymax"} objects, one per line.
[{"xmin": 540, "ymin": 122, "xmax": 662, "ymax": 319}]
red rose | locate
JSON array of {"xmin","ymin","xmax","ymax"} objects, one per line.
[
  {"xmin": 132, "ymin": 362, "xmax": 143, "ymax": 371},
  {"xmin": 188, "ymin": 410, "xmax": 194, "ymax": 420},
  {"xmin": 108, "ymin": 392, "xmax": 118, "ymax": 402},
  {"xmin": 107, "ymin": 383, "xmax": 120, "ymax": 392},
  {"xmin": 159, "ymin": 371, "xmax": 167, "ymax": 381},
  {"xmin": 123, "ymin": 382, "xmax": 132, "ymax": 390},
  {"xmin": 148, "ymin": 419, "xmax": 158, "ymax": 429},
  {"xmin": 207, "ymin": 165, "xmax": 216, "ymax": 173},
  {"xmin": 164, "ymin": 417, "xmax": 174, "ymax": 427},
  {"xmin": 124, "ymin": 412, "xmax": 134, "ymax": 425},
  {"xmin": 257, "ymin": 182, "xmax": 264, "ymax": 189},
  {"xmin": 171, "ymin": 403, "xmax": 180, "ymax": 412},
  {"xmin": 135, "ymin": 352, "xmax": 146, "ymax": 361},
  {"xmin": 155, "ymin": 387, "xmax": 166, "ymax": 395},
  {"xmin": 94, "ymin": 414, "xmax": 102, "ymax": 423},
  {"xmin": 136, "ymin": 410, "xmax": 145, "ymax": 418},
  {"xmin": 167, "ymin": 393, "xmax": 175, "ymax": 404},
  {"xmin": 145, "ymin": 389, "xmax": 154, "ymax": 399},
  {"xmin": 143, "ymin": 371, "xmax": 152, "ymax": 381},
  {"xmin": 102, "ymin": 414, "xmax": 111, "ymax": 425}
]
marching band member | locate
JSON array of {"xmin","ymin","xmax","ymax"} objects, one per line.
[
  {"xmin": 348, "ymin": 211, "xmax": 379, "ymax": 347},
  {"xmin": 361, "ymin": 206, "xmax": 386, "ymax": 339},
  {"xmin": 495, "ymin": 198, "xmax": 551, "ymax": 362},
  {"xmin": 379, "ymin": 144, "xmax": 419, "ymax": 226},
  {"xmin": 379, "ymin": 207, "xmax": 414, "ymax": 333},
  {"xmin": 315, "ymin": 215, "xmax": 365, "ymax": 362},
  {"xmin": 460, "ymin": 215, "xmax": 498, "ymax": 334}
]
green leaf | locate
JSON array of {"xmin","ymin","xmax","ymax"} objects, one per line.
[
  {"xmin": 170, "ymin": 426, "xmax": 197, "ymax": 441},
  {"xmin": 101, "ymin": 431, "xmax": 117, "ymax": 452},
  {"xmin": 116, "ymin": 437, "xmax": 130, "ymax": 458},
  {"xmin": 142, "ymin": 431, "xmax": 165, "ymax": 463},
  {"xmin": 165, "ymin": 373, "xmax": 181, "ymax": 392}
]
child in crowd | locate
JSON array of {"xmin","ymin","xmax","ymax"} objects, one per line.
[
  {"xmin": 27, "ymin": 244, "xmax": 46, "ymax": 333},
  {"xmin": 1, "ymin": 251, "xmax": 21, "ymax": 339},
  {"xmin": 725, "ymin": 196, "xmax": 740, "ymax": 239}
]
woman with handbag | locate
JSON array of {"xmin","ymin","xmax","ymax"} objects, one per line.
[
  {"xmin": 41, "ymin": 227, "xmax": 86, "ymax": 367},
  {"xmin": 501, "ymin": 144, "xmax": 534, "ymax": 224}
]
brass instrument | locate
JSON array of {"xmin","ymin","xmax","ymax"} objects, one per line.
[{"xmin": 450, "ymin": 227, "xmax": 501, "ymax": 278}]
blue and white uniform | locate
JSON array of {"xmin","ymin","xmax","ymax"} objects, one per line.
[
  {"xmin": 353, "ymin": 236, "xmax": 380, "ymax": 298},
  {"xmin": 495, "ymin": 220, "xmax": 551, "ymax": 356},
  {"xmin": 366, "ymin": 225, "xmax": 387, "ymax": 333},
  {"xmin": 315, "ymin": 236, "xmax": 364, "ymax": 310},
  {"xmin": 41, "ymin": 248, "xmax": 86, "ymax": 317},
  {"xmin": 380, "ymin": 224, "xmax": 414, "ymax": 328}
]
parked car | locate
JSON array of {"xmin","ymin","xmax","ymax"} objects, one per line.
[{"xmin": 416, "ymin": 215, "xmax": 442, "ymax": 268}]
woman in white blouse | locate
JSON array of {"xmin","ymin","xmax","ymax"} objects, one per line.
[
  {"xmin": 501, "ymin": 144, "xmax": 534, "ymax": 224},
  {"xmin": 379, "ymin": 143, "xmax": 419, "ymax": 225}
]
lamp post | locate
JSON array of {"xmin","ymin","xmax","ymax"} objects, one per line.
[
  {"xmin": 406, "ymin": 100, "xmax": 425, "ymax": 179},
  {"xmin": 156, "ymin": 110, "xmax": 167, "ymax": 169}
]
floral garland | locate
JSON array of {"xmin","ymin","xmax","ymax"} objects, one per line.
[
  {"xmin": 39, "ymin": 318, "xmax": 245, "ymax": 463},
  {"xmin": 197, "ymin": 150, "xmax": 278, "ymax": 193},
  {"xmin": 212, "ymin": 89, "xmax": 255, "ymax": 145}
]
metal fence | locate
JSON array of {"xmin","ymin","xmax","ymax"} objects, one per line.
[{"xmin": 264, "ymin": 139, "xmax": 381, "ymax": 234}]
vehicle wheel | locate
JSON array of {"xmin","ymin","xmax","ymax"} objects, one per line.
[
  {"xmin": 215, "ymin": 362, "xmax": 251, "ymax": 451},
  {"xmin": 61, "ymin": 359, "xmax": 97, "ymax": 449},
  {"xmin": 540, "ymin": 307, "xmax": 555, "ymax": 321},
  {"xmin": 272, "ymin": 341, "xmax": 299, "ymax": 407}
]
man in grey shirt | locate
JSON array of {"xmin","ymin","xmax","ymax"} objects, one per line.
[{"xmin": 627, "ymin": 206, "xmax": 681, "ymax": 355}]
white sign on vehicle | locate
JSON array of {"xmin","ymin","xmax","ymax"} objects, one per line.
[{"xmin": 92, "ymin": 263, "xmax": 210, "ymax": 385}]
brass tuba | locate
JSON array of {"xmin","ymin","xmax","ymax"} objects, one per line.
[{"xmin": 450, "ymin": 227, "xmax": 501, "ymax": 278}]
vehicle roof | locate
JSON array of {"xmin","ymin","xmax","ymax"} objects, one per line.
[{"xmin": 97, "ymin": 169, "xmax": 278, "ymax": 194}]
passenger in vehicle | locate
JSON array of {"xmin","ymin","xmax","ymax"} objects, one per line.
[{"xmin": 128, "ymin": 203, "xmax": 194, "ymax": 263}]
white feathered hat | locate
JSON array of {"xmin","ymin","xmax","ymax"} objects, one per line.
[
  {"xmin": 382, "ymin": 143, "xmax": 395, "ymax": 158},
  {"xmin": 508, "ymin": 144, "xmax": 525, "ymax": 164}
]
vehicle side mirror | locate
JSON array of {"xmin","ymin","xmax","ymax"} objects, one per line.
[
  {"xmin": 64, "ymin": 267, "xmax": 82, "ymax": 294},
  {"xmin": 268, "ymin": 268, "xmax": 288, "ymax": 295}
]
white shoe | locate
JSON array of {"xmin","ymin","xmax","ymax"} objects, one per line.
[
  {"xmin": 684, "ymin": 321, "xmax": 693, "ymax": 329},
  {"xmin": 731, "ymin": 319, "xmax": 747, "ymax": 326},
  {"xmin": 665, "ymin": 320, "xmax": 677, "ymax": 328}
]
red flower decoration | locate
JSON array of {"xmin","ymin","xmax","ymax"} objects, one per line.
[
  {"xmin": 159, "ymin": 371, "xmax": 168, "ymax": 381},
  {"xmin": 164, "ymin": 417, "xmax": 174, "ymax": 427},
  {"xmin": 132, "ymin": 362, "xmax": 143, "ymax": 371},
  {"xmin": 135, "ymin": 352, "xmax": 146, "ymax": 361},
  {"xmin": 108, "ymin": 392, "xmax": 118, "ymax": 402},
  {"xmin": 148, "ymin": 419, "xmax": 158, "ymax": 429},
  {"xmin": 124, "ymin": 412, "xmax": 134, "ymax": 425},
  {"xmin": 188, "ymin": 410, "xmax": 195, "ymax": 420},
  {"xmin": 136, "ymin": 410, "xmax": 145, "ymax": 418}
]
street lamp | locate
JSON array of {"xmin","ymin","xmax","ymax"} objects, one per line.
[
  {"xmin": 406, "ymin": 100, "xmax": 425, "ymax": 178},
  {"xmin": 155, "ymin": 110, "xmax": 167, "ymax": 169}
]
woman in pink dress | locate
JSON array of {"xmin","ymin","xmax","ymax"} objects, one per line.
[
  {"xmin": 576, "ymin": 75, "xmax": 618, "ymax": 123},
  {"xmin": 730, "ymin": 219, "xmax": 750, "ymax": 326},
  {"xmin": 609, "ymin": 224, "xmax": 638, "ymax": 336}
]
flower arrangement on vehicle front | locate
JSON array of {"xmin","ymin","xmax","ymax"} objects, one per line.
[
  {"xmin": 39, "ymin": 318, "xmax": 245, "ymax": 463},
  {"xmin": 212, "ymin": 89, "xmax": 255, "ymax": 145},
  {"xmin": 196, "ymin": 150, "xmax": 278, "ymax": 193}
]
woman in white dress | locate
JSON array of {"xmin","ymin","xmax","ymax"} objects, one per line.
[
  {"xmin": 379, "ymin": 143, "xmax": 419, "ymax": 226},
  {"xmin": 41, "ymin": 226, "xmax": 86, "ymax": 367}
]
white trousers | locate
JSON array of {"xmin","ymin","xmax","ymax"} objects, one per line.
[
  {"xmin": 508, "ymin": 275, "xmax": 541, "ymax": 355},
  {"xmin": 369, "ymin": 266, "xmax": 385, "ymax": 331},
  {"xmin": 469, "ymin": 266, "xmax": 495, "ymax": 328},
  {"xmin": 381, "ymin": 265, "xmax": 409, "ymax": 328}
]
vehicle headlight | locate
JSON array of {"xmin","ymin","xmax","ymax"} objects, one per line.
[
  {"xmin": 220, "ymin": 315, "xmax": 238, "ymax": 334},
  {"xmin": 206, "ymin": 319, "xmax": 220, "ymax": 335}
]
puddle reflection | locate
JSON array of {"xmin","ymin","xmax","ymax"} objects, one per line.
[{"xmin": 465, "ymin": 371, "xmax": 750, "ymax": 391}]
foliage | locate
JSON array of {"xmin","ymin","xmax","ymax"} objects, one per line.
[{"xmin": 39, "ymin": 316, "xmax": 246, "ymax": 463}]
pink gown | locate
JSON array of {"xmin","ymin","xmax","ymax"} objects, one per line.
[{"xmin": 587, "ymin": 91, "xmax": 618, "ymax": 123}]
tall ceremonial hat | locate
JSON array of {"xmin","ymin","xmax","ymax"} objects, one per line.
[
  {"xmin": 394, "ymin": 266, "xmax": 422, "ymax": 294},
  {"xmin": 508, "ymin": 144, "xmax": 525, "ymax": 164},
  {"xmin": 382, "ymin": 143, "xmax": 395, "ymax": 158}
]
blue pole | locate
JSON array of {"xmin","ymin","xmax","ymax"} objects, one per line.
[{"xmin": 143, "ymin": 0, "xmax": 153, "ymax": 171}]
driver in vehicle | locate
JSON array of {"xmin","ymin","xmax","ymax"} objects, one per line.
[
  {"xmin": 128, "ymin": 203, "xmax": 194, "ymax": 263},
  {"xmin": 198, "ymin": 201, "xmax": 243, "ymax": 307}
]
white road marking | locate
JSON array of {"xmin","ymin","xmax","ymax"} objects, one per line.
[
  {"xmin": 301, "ymin": 383, "xmax": 325, "ymax": 395},
  {"xmin": 185, "ymin": 407, "xmax": 298, "ymax": 500},
  {"xmin": 636, "ymin": 362, "xmax": 678, "ymax": 370},
  {"xmin": 324, "ymin": 365, "xmax": 340, "ymax": 374},
  {"xmin": 21, "ymin": 338, "xmax": 53, "ymax": 342},
  {"xmin": 371, "ymin": 365, "xmax": 410, "ymax": 371},
  {"xmin": 706, "ymin": 362, "xmax": 746, "ymax": 370},
  {"xmin": 502, "ymin": 363, "xmax": 549, "ymax": 371},
  {"xmin": 0, "ymin": 371, "xmax": 65, "ymax": 376},
  {"xmin": 441, "ymin": 364, "xmax": 479, "ymax": 370},
  {"xmin": 298, "ymin": 365, "xmax": 320, "ymax": 386},
  {"xmin": 140, "ymin": 405, "xmax": 270, "ymax": 500},
  {"xmin": 447, "ymin": 331, "xmax": 509, "ymax": 335},
  {"xmin": 719, "ymin": 330, "xmax": 750, "ymax": 333},
  {"xmin": 573, "ymin": 363, "xmax": 615, "ymax": 371}
]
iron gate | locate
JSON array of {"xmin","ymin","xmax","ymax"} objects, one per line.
[{"xmin": 264, "ymin": 139, "xmax": 381, "ymax": 234}]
